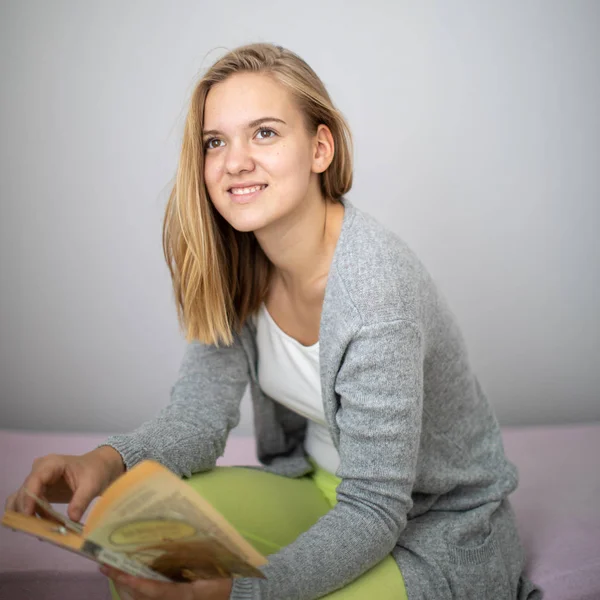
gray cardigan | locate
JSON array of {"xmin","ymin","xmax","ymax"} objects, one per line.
[{"xmin": 104, "ymin": 199, "xmax": 536, "ymax": 600}]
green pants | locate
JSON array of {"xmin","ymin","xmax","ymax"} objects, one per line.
[{"xmin": 110, "ymin": 462, "xmax": 408, "ymax": 599}]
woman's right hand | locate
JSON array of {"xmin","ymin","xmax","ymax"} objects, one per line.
[{"xmin": 4, "ymin": 445, "xmax": 125, "ymax": 522}]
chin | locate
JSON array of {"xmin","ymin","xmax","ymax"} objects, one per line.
[
  {"xmin": 223, "ymin": 200, "xmax": 288, "ymax": 234},
  {"xmin": 214, "ymin": 191, "xmax": 299, "ymax": 233},
  {"xmin": 225, "ymin": 211, "xmax": 270, "ymax": 234}
]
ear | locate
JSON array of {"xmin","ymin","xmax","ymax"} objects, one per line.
[{"xmin": 311, "ymin": 124, "xmax": 335, "ymax": 174}]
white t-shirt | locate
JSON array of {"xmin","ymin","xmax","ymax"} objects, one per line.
[{"xmin": 255, "ymin": 303, "xmax": 341, "ymax": 474}]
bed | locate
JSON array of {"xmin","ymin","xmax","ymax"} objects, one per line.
[{"xmin": 1, "ymin": 423, "xmax": 598, "ymax": 599}]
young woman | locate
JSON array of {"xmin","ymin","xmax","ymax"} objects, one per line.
[{"xmin": 6, "ymin": 43, "xmax": 543, "ymax": 600}]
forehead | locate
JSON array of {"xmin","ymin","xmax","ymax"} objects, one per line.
[{"xmin": 203, "ymin": 72, "xmax": 300, "ymax": 130}]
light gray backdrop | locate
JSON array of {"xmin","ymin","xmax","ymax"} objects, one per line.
[{"xmin": 1, "ymin": 1, "xmax": 598, "ymax": 435}]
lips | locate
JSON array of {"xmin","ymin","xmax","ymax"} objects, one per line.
[
  {"xmin": 227, "ymin": 183, "xmax": 268, "ymax": 204},
  {"xmin": 228, "ymin": 184, "xmax": 268, "ymax": 196}
]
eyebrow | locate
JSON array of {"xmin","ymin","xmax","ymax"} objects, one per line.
[{"xmin": 202, "ymin": 117, "xmax": 287, "ymax": 138}]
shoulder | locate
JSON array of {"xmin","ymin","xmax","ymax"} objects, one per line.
[{"xmin": 331, "ymin": 202, "xmax": 433, "ymax": 325}]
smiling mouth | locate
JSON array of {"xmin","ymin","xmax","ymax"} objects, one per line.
[{"xmin": 228, "ymin": 184, "xmax": 268, "ymax": 196}]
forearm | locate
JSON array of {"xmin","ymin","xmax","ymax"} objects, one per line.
[
  {"xmin": 101, "ymin": 379, "xmax": 246, "ymax": 475},
  {"xmin": 101, "ymin": 416, "xmax": 230, "ymax": 476},
  {"xmin": 101, "ymin": 338, "xmax": 250, "ymax": 475}
]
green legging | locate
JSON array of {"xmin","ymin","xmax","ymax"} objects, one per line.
[{"xmin": 110, "ymin": 462, "xmax": 408, "ymax": 599}]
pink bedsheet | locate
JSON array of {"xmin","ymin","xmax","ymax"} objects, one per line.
[
  {"xmin": 1, "ymin": 424, "xmax": 598, "ymax": 599},
  {"xmin": 502, "ymin": 423, "xmax": 600, "ymax": 600}
]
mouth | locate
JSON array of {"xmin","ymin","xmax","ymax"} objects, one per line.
[{"xmin": 227, "ymin": 184, "xmax": 268, "ymax": 204}]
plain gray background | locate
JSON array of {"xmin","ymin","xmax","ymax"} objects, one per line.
[{"xmin": 1, "ymin": 1, "xmax": 598, "ymax": 435}]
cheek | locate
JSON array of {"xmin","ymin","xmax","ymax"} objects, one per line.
[
  {"xmin": 203, "ymin": 157, "xmax": 223, "ymax": 191},
  {"xmin": 266, "ymin": 143, "xmax": 312, "ymax": 186}
]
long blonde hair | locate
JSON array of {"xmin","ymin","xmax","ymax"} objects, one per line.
[{"xmin": 162, "ymin": 43, "xmax": 353, "ymax": 346}]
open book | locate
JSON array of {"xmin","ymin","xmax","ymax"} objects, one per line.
[{"xmin": 1, "ymin": 460, "xmax": 267, "ymax": 582}]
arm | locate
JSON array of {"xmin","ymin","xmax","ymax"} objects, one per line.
[
  {"xmin": 231, "ymin": 319, "xmax": 423, "ymax": 600},
  {"xmin": 101, "ymin": 333, "xmax": 250, "ymax": 476}
]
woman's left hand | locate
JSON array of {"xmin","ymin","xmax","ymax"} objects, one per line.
[{"xmin": 100, "ymin": 565, "xmax": 233, "ymax": 600}]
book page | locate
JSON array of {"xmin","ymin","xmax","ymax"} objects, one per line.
[{"xmin": 84, "ymin": 460, "xmax": 267, "ymax": 581}]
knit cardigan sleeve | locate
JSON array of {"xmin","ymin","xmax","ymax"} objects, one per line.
[{"xmin": 101, "ymin": 335, "xmax": 249, "ymax": 476}]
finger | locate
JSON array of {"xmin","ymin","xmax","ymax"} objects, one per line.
[
  {"xmin": 16, "ymin": 484, "xmax": 43, "ymax": 515},
  {"xmin": 18, "ymin": 456, "xmax": 65, "ymax": 514},
  {"xmin": 111, "ymin": 574, "xmax": 160, "ymax": 599},
  {"xmin": 67, "ymin": 475, "xmax": 98, "ymax": 521},
  {"xmin": 101, "ymin": 566, "xmax": 191, "ymax": 600},
  {"xmin": 5, "ymin": 492, "xmax": 17, "ymax": 512},
  {"xmin": 112, "ymin": 582, "xmax": 140, "ymax": 600},
  {"xmin": 101, "ymin": 566, "xmax": 154, "ymax": 597},
  {"xmin": 113, "ymin": 583, "xmax": 138, "ymax": 600}
]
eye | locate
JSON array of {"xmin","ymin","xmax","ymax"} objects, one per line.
[
  {"xmin": 204, "ymin": 137, "xmax": 224, "ymax": 150},
  {"xmin": 255, "ymin": 128, "xmax": 276, "ymax": 140}
]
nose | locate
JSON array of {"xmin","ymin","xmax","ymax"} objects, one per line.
[{"xmin": 225, "ymin": 139, "xmax": 255, "ymax": 175}]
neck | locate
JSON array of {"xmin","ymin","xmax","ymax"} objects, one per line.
[{"xmin": 254, "ymin": 192, "xmax": 345, "ymax": 300}]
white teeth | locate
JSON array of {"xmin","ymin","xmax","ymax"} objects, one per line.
[{"xmin": 230, "ymin": 185, "xmax": 265, "ymax": 195}]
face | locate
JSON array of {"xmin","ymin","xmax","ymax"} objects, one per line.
[{"xmin": 202, "ymin": 72, "xmax": 330, "ymax": 233}]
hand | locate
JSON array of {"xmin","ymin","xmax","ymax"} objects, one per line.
[
  {"xmin": 4, "ymin": 446, "xmax": 125, "ymax": 522},
  {"xmin": 101, "ymin": 566, "xmax": 233, "ymax": 600}
]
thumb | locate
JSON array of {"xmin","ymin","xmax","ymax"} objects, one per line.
[{"xmin": 67, "ymin": 478, "xmax": 98, "ymax": 522}]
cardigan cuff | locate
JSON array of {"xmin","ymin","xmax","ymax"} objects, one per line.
[
  {"xmin": 229, "ymin": 577, "xmax": 257, "ymax": 599},
  {"xmin": 97, "ymin": 437, "xmax": 145, "ymax": 471}
]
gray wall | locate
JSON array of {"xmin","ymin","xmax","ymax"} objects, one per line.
[{"xmin": 1, "ymin": 1, "xmax": 598, "ymax": 435}]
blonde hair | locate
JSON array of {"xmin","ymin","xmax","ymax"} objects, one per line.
[{"xmin": 162, "ymin": 43, "xmax": 353, "ymax": 346}]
